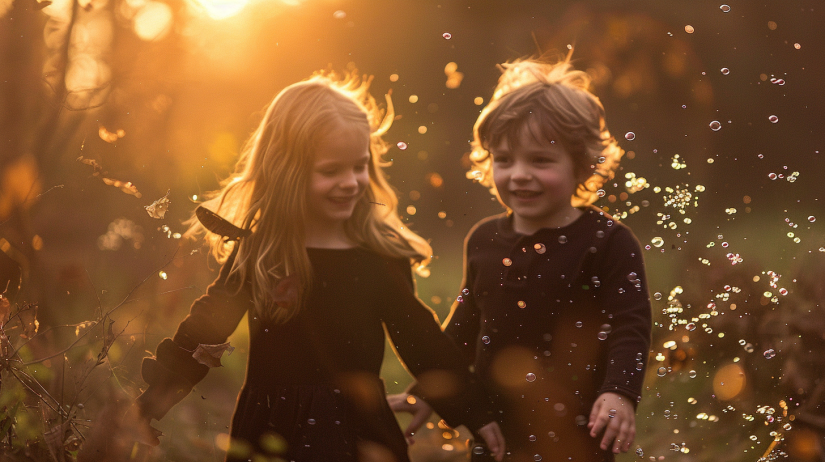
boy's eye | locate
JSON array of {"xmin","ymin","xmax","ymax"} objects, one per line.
[{"xmin": 492, "ymin": 156, "xmax": 511, "ymax": 163}]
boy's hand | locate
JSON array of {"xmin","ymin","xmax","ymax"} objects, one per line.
[
  {"xmin": 476, "ymin": 421, "xmax": 506, "ymax": 462},
  {"xmin": 587, "ymin": 392, "xmax": 635, "ymax": 453},
  {"xmin": 386, "ymin": 393, "xmax": 433, "ymax": 445}
]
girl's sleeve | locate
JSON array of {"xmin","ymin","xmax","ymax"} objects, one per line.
[
  {"xmin": 442, "ymin": 233, "xmax": 480, "ymax": 364},
  {"xmin": 381, "ymin": 258, "xmax": 493, "ymax": 432},
  {"xmin": 595, "ymin": 227, "xmax": 652, "ymax": 404},
  {"xmin": 136, "ymin": 247, "xmax": 253, "ymax": 420}
]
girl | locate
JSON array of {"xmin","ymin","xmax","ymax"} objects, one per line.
[
  {"xmin": 129, "ymin": 70, "xmax": 504, "ymax": 462},
  {"xmin": 391, "ymin": 55, "xmax": 652, "ymax": 462}
]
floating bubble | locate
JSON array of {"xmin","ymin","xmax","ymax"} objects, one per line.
[
  {"xmin": 558, "ymin": 235, "xmax": 568, "ymax": 244},
  {"xmin": 473, "ymin": 446, "xmax": 485, "ymax": 455},
  {"xmin": 720, "ymin": 4, "xmax": 731, "ymax": 12},
  {"xmin": 396, "ymin": 142, "xmax": 408, "ymax": 150},
  {"xmin": 600, "ymin": 324, "xmax": 612, "ymax": 334},
  {"xmin": 652, "ymin": 237, "xmax": 664, "ymax": 248},
  {"xmin": 456, "ymin": 295, "xmax": 464, "ymax": 303},
  {"xmin": 768, "ymin": 115, "xmax": 779, "ymax": 123},
  {"xmin": 657, "ymin": 367, "xmax": 667, "ymax": 377},
  {"xmin": 526, "ymin": 373, "xmax": 537, "ymax": 382},
  {"xmin": 764, "ymin": 349, "xmax": 776, "ymax": 359},
  {"xmin": 529, "ymin": 435, "xmax": 537, "ymax": 442},
  {"xmin": 794, "ymin": 43, "xmax": 801, "ymax": 49},
  {"xmin": 332, "ymin": 10, "xmax": 346, "ymax": 19},
  {"xmin": 685, "ymin": 25, "xmax": 694, "ymax": 33},
  {"xmin": 597, "ymin": 332, "xmax": 608, "ymax": 341},
  {"xmin": 809, "ymin": 216, "xmax": 816, "ymax": 222},
  {"xmin": 575, "ymin": 321, "xmax": 583, "ymax": 328},
  {"xmin": 709, "ymin": 120, "xmax": 722, "ymax": 131},
  {"xmin": 625, "ymin": 132, "xmax": 636, "ymax": 141},
  {"xmin": 462, "ymin": 288, "xmax": 470, "ymax": 295},
  {"xmin": 779, "ymin": 288, "xmax": 788, "ymax": 295},
  {"xmin": 636, "ymin": 448, "xmax": 644, "ymax": 457},
  {"xmin": 686, "ymin": 323, "xmax": 696, "ymax": 331},
  {"xmin": 307, "ymin": 418, "xmax": 316, "ymax": 425},
  {"xmin": 442, "ymin": 32, "xmax": 452, "ymax": 39},
  {"xmin": 502, "ymin": 258, "xmax": 512, "ymax": 266},
  {"xmin": 771, "ymin": 78, "xmax": 786, "ymax": 85},
  {"xmin": 721, "ymin": 67, "xmax": 730, "ymax": 75},
  {"xmin": 482, "ymin": 335, "xmax": 491, "ymax": 344},
  {"xmin": 158, "ymin": 270, "xmax": 167, "ymax": 280},
  {"xmin": 689, "ymin": 370, "xmax": 697, "ymax": 378},
  {"xmin": 534, "ymin": 455, "xmax": 542, "ymax": 462},
  {"xmin": 653, "ymin": 292, "xmax": 662, "ymax": 300},
  {"xmin": 518, "ymin": 300, "xmax": 527, "ymax": 309},
  {"xmin": 534, "ymin": 243, "xmax": 546, "ymax": 254},
  {"xmin": 768, "ymin": 173, "xmax": 777, "ymax": 180}
]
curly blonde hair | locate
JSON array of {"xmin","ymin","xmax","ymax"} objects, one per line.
[
  {"xmin": 468, "ymin": 53, "xmax": 623, "ymax": 207},
  {"xmin": 187, "ymin": 69, "xmax": 432, "ymax": 323}
]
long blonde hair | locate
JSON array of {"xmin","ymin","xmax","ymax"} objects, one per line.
[
  {"xmin": 468, "ymin": 52, "xmax": 623, "ymax": 207},
  {"xmin": 187, "ymin": 69, "xmax": 432, "ymax": 323}
]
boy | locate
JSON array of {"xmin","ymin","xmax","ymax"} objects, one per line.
[{"xmin": 391, "ymin": 56, "xmax": 651, "ymax": 462}]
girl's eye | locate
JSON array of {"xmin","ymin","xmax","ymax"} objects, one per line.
[
  {"xmin": 321, "ymin": 169, "xmax": 338, "ymax": 176},
  {"xmin": 354, "ymin": 163, "xmax": 368, "ymax": 173}
]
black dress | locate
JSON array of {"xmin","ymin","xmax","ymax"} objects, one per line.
[
  {"xmin": 137, "ymin": 246, "xmax": 492, "ymax": 462},
  {"xmin": 443, "ymin": 207, "xmax": 652, "ymax": 462}
]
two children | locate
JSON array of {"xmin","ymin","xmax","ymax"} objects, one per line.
[
  {"xmin": 130, "ymin": 71, "xmax": 504, "ymax": 462},
  {"xmin": 391, "ymin": 57, "xmax": 652, "ymax": 462},
  {"xmin": 134, "ymin": 54, "xmax": 651, "ymax": 462}
]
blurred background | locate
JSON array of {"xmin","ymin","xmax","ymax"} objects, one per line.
[{"xmin": 1, "ymin": 0, "xmax": 824, "ymax": 460}]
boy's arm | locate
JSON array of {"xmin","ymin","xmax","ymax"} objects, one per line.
[
  {"xmin": 595, "ymin": 226, "xmax": 652, "ymax": 403},
  {"xmin": 136, "ymin": 246, "xmax": 252, "ymax": 420}
]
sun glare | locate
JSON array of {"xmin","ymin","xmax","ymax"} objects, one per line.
[
  {"xmin": 190, "ymin": 0, "xmax": 249, "ymax": 20},
  {"xmin": 133, "ymin": 1, "xmax": 173, "ymax": 41}
]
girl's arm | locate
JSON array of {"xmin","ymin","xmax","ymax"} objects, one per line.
[
  {"xmin": 380, "ymin": 257, "xmax": 494, "ymax": 434},
  {"xmin": 441, "ymin": 233, "xmax": 480, "ymax": 364},
  {"xmin": 135, "ymin": 246, "xmax": 253, "ymax": 420}
]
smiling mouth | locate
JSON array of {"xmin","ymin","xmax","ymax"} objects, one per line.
[
  {"xmin": 511, "ymin": 190, "xmax": 541, "ymax": 199},
  {"xmin": 329, "ymin": 196, "xmax": 357, "ymax": 204}
]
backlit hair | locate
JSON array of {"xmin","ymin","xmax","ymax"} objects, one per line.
[
  {"xmin": 468, "ymin": 52, "xmax": 623, "ymax": 207},
  {"xmin": 187, "ymin": 69, "xmax": 432, "ymax": 323}
]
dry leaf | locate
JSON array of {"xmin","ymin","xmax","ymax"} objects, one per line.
[
  {"xmin": 76, "ymin": 156, "xmax": 103, "ymax": 175},
  {"xmin": 18, "ymin": 303, "xmax": 39, "ymax": 339},
  {"xmin": 192, "ymin": 342, "xmax": 235, "ymax": 368},
  {"xmin": 145, "ymin": 190, "xmax": 171, "ymax": 219},
  {"xmin": 98, "ymin": 125, "xmax": 125, "ymax": 143},
  {"xmin": 101, "ymin": 177, "xmax": 142, "ymax": 198},
  {"xmin": 0, "ymin": 294, "xmax": 9, "ymax": 326}
]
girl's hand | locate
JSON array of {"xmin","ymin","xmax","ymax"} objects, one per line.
[
  {"xmin": 476, "ymin": 421, "xmax": 506, "ymax": 462},
  {"xmin": 386, "ymin": 393, "xmax": 433, "ymax": 445},
  {"xmin": 587, "ymin": 392, "xmax": 636, "ymax": 453},
  {"xmin": 122, "ymin": 404, "xmax": 163, "ymax": 447}
]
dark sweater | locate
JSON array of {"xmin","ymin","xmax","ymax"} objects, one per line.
[
  {"xmin": 137, "ymin": 246, "xmax": 492, "ymax": 462},
  {"xmin": 444, "ymin": 207, "xmax": 652, "ymax": 462}
]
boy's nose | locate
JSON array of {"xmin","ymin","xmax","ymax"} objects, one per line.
[{"xmin": 510, "ymin": 162, "xmax": 533, "ymax": 181}]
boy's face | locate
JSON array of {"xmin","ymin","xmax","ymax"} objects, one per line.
[{"xmin": 490, "ymin": 119, "xmax": 586, "ymax": 234}]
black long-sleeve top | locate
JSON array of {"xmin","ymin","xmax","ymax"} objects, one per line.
[
  {"xmin": 444, "ymin": 207, "xmax": 652, "ymax": 461},
  {"xmin": 137, "ymin": 246, "xmax": 492, "ymax": 462}
]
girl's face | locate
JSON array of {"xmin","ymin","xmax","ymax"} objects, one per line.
[
  {"xmin": 491, "ymin": 119, "xmax": 587, "ymax": 234},
  {"xmin": 305, "ymin": 122, "xmax": 371, "ymax": 232}
]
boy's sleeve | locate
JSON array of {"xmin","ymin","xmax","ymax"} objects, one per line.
[
  {"xmin": 442, "ymin": 232, "xmax": 480, "ymax": 364},
  {"xmin": 381, "ymin": 258, "xmax": 494, "ymax": 432},
  {"xmin": 595, "ymin": 226, "xmax": 652, "ymax": 404},
  {"xmin": 136, "ymin": 247, "xmax": 253, "ymax": 420}
]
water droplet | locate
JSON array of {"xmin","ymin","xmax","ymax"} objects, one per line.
[
  {"xmin": 689, "ymin": 370, "xmax": 697, "ymax": 378},
  {"xmin": 597, "ymin": 332, "xmax": 608, "ymax": 341},
  {"xmin": 625, "ymin": 132, "xmax": 636, "ymax": 141},
  {"xmin": 627, "ymin": 272, "xmax": 638, "ymax": 281},
  {"xmin": 591, "ymin": 276, "xmax": 601, "ymax": 287},
  {"xmin": 518, "ymin": 300, "xmax": 527, "ymax": 309},
  {"xmin": 396, "ymin": 142, "xmax": 408, "ymax": 150},
  {"xmin": 534, "ymin": 455, "xmax": 542, "ymax": 462},
  {"xmin": 764, "ymin": 349, "xmax": 776, "ymax": 359},
  {"xmin": 772, "ymin": 78, "xmax": 785, "ymax": 85},
  {"xmin": 473, "ymin": 446, "xmax": 485, "ymax": 455},
  {"xmin": 558, "ymin": 235, "xmax": 568, "ymax": 244},
  {"xmin": 768, "ymin": 172, "xmax": 778, "ymax": 180},
  {"xmin": 442, "ymin": 32, "xmax": 452, "ymax": 39},
  {"xmin": 783, "ymin": 423, "xmax": 792, "ymax": 430},
  {"xmin": 502, "ymin": 258, "xmax": 512, "ymax": 266},
  {"xmin": 653, "ymin": 292, "xmax": 662, "ymax": 300},
  {"xmin": 686, "ymin": 323, "xmax": 696, "ymax": 331},
  {"xmin": 534, "ymin": 243, "xmax": 546, "ymax": 254},
  {"xmin": 597, "ymin": 189, "xmax": 606, "ymax": 197},
  {"xmin": 456, "ymin": 295, "xmax": 464, "ymax": 303},
  {"xmin": 307, "ymin": 418, "xmax": 316, "ymax": 425},
  {"xmin": 809, "ymin": 216, "xmax": 816, "ymax": 222},
  {"xmin": 529, "ymin": 434, "xmax": 537, "ymax": 442},
  {"xmin": 720, "ymin": 67, "xmax": 730, "ymax": 75},
  {"xmin": 482, "ymin": 335, "xmax": 491, "ymax": 344},
  {"xmin": 720, "ymin": 4, "xmax": 731, "ymax": 12},
  {"xmin": 651, "ymin": 237, "xmax": 664, "ymax": 248},
  {"xmin": 779, "ymin": 288, "xmax": 788, "ymax": 296},
  {"xmin": 657, "ymin": 367, "xmax": 667, "ymax": 377},
  {"xmin": 636, "ymin": 447, "xmax": 644, "ymax": 457},
  {"xmin": 768, "ymin": 115, "xmax": 779, "ymax": 124},
  {"xmin": 526, "ymin": 372, "xmax": 537, "ymax": 382},
  {"xmin": 709, "ymin": 120, "xmax": 722, "ymax": 131},
  {"xmin": 575, "ymin": 321, "xmax": 583, "ymax": 328},
  {"xmin": 636, "ymin": 361, "xmax": 644, "ymax": 371}
]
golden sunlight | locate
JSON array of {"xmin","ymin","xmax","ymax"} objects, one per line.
[
  {"xmin": 133, "ymin": 1, "xmax": 173, "ymax": 41},
  {"xmin": 190, "ymin": 0, "xmax": 249, "ymax": 20}
]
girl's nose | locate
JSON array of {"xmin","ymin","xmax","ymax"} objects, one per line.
[{"xmin": 339, "ymin": 170, "xmax": 359, "ymax": 190}]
